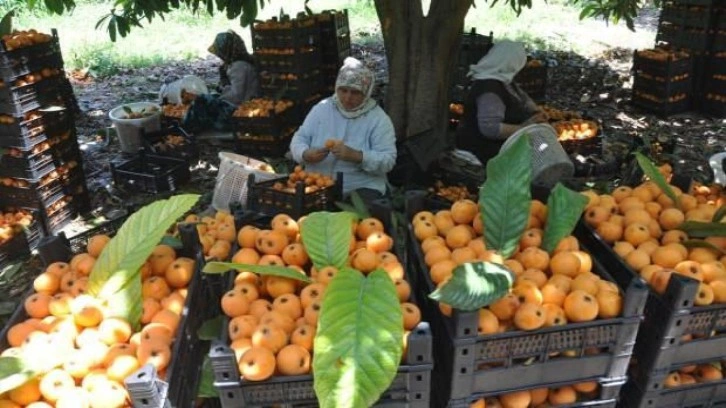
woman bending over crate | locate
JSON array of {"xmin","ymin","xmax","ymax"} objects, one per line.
[
  {"xmin": 455, "ymin": 40, "xmax": 548, "ymax": 166},
  {"xmin": 289, "ymin": 57, "xmax": 397, "ymax": 206}
]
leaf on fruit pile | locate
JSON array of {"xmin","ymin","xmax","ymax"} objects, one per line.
[
  {"xmin": 88, "ymin": 194, "xmax": 200, "ymax": 329},
  {"xmin": 160, "ymin": 235, "xmax": 184, "ymax": 249},
  {"xmin": 635, "ymin": 152, "xmax": 679, "ymax": 208},
  {"xmin": 480, "ymin": 133, "xmax": 532, "ymax": 259},
  {"xmin": 679, "ymin": 221, "xmax": 726, "ymax": 238},
  {"xmin": 429, "ymin": 262, "xmax": 515, "ymax": 311},
  {"xmin": 202, "ymin": 262, "xmax": 311, "ymax": 282},
  {"xmin": 541, "ymin": 183, "xmax": 589, "ymax": 254},
  {"xmin": 197, "ymin": 315, "xmax": 225, "ymax": 340},
  {"xmin": 301, "ymin": 211, "xmax": 356, "ymax": 270},
  {"xmin": 682, "ymin": 240, "xmax": 726, "ymax": 256},
  {"xmin": 0, "ymin": 357, "xmax": 37, "ymax": 394},
  {"xmin": 313, "ymin": 268, "xmax": 403, "ymax": 408}
]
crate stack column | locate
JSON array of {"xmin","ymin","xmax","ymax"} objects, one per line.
[
  {"xmin": 631, "ymin": 49, "xmax": 693, "ymax": 116},
  {"xmin": 703, "ymin": 4, "xmax": 726, "ymax": 117},
  {"xmin": 317, "ymin": 10, "xmax": 351, "ymax": 95},
  {"xmin": 0, "ymin": 28, "xmax": 90, "ymax": 236}
]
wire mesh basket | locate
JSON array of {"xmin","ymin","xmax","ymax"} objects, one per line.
[
  {"xmin": 211, "ymin": 152, "xmax": 282, "ymax": 212},
  {"xmin": 500, "ymin": 123, "xmax": 574, "ymax": 188}
]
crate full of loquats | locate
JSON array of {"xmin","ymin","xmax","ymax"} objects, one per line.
[
  {"xmin": 0, "ymin": 208, "xmax": 42, "ymax": 266},
  {"xmin": 404, "ymin": 135, "xmax": 649, "ymax": 407},
  {"xmin": 574, "ymin": 155, "xmax": 726, "ymax": 408},
  {"xmin": 0, "ymin": 195, "xmax": 220, "ymax": 408},
  {"xmin": 205, "ymin": 201, "xmax": 434, "ymax": 407},
  {"xmin": 246, "ymin": 167, "xmax": 343, "ymax": 219}
]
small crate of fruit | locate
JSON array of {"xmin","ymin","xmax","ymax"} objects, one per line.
[
  {"xmin": 0, "ymin": 29, "xmax": 61, "ymax": 64},
  {"xmin": 573, "ymin": 160, "xmax": 726, "ymax": 407},
  {"xmin": 0, "ymin": 197, "xmax": 213, "ymax": 408},
  {"xmin": 255, "ymin": 47, "xmax": 321, "ymax": 75},
  {"xmin": 703, "ymin": 93, "xmax": 726, "ymax": 118},
  {"xmin": 541, "ymin": 105, "xmax": 603, "ymax": 157},
  {"xmin": 0, "ymin": 207, "xmax": 41, "ymax": 263},
  {"xmin": 246, "ymin": 169, "xmax": 343, "ymax": 219},
  {"xmin": 0, "ymin": 139, "xmax": 54, "ymax": 179},
  {"xmin": 233, "ymin": 125, "xmax": 298, "ymax": 159},
  {"xmin": 231, "ymin": 97, "xmax": 297, "ymax": 133},
  {"xmin": 207, "ymin": 203, "xmax": 433, "ymax": 407},
  {"xmin": 316, "ymin": 9, "xmax": 350, "ymax": 37},
  {"xmin": 632, "ymin": 90, "xmax": 690, "ymax": 116},
  {"xmin": 660, "ymin": 4, "xmax": 715, "ymax": 30},
  {"xmin": 458, "ymin": 28, "xmax": 494, "ymax": 68},
  {"xmin": 141, "ymin": 124, "xmax": 198, "ymax": 162},
  {"xmin": 633, "ymin": 48, "xmax": 692, "ymax": 78},
  {"xmin": 0, "ymin": 168, "xmax": 66, "ymax": 209},
  {"xmin": 514, "ymin": 58, "xmax": 548, "ymax": 101},
  {"xmin": 251, "ymin": 14, "xmax": 320, "ymax": 50},
  {"xmin": 0, "ymin": 109, "xmax": 46, "ymax": 144},
  {"xmin": 111, "ymin": 151, "xmax": 191, "ymax": 194},
  {"xmin": 258, "ymin": 70, "xmax": 322, "ymax": 101},
  {"xmin": 404, "ymin": 188, "xmax": 648, "ymax": 406}
]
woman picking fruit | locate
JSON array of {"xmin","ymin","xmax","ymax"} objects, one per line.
[
  {"xmin": 455, "ymin": 40, "xmax": 549, "ymax": 166},
  {"xmin": 289, "ymin": 57, "xmax": 396, "ymax": 205}
]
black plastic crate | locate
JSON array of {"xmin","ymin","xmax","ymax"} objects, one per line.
[
  {"xmin": 660, "ymin": 6, "xmax": 715, "ymax": 29},
  {"xmin": 633, "ymin": 50, "xmax": 693, "ymax": 78},
  {"xmin": 259, "ymin": 69, "xmax": 322, "ymax": 101},
  {"xmin": 404, "ymin": 191, "xmax": 648, "ymax": 405},
  {"xmin": 256, "ymin": 48, "xmax": 321, "ymax": 75},
  {"xmin": 514, "ymin": 61, "xmax": 548, "ymax": 102},
  {"xmin": 141, "ymin": 124, "xmax": 199, "ymax": 162},
  {"xmin": 657, "ymin": 28, "xmax": 712, "ymax": 52},
  {"xmin": 251, "ymin": 19, "xmax": 321, "ymax": 50},
  {"xmin": 233, "ymin": 126, "xmax": 297, "ymax": 159},
  {"xmin": 42, "ymin": 205, "xmax": 75, "ymax": 235},
  {"xmin": 458, "ymin": 29, "xmax": 494, "ymax": 68},
  {"xmin": 0, "ymin": 110, "xmax": 45, "ymax": 140},
  {"xmin": 633, "ymin": 74, "xmax": 693, "ymax": 99},
  {"xmin": 620, "ymin": 365, "xmax": 726, "ymax": 408},
  {"xmin": 575, "ymin": 223, "xmax": 726, "ymax": 383},
  {"xmin": 447, "ymin": 376, "xmax": 627, "ymax": 408},
  {"xmin": 246, "ymin": 172, "xmax": 343, "ymax": 219},
  {"xmin": 631, "ymin": 95, "xmax": 691, "ymax": 116},
  {"xmin": 0, "ymin": 87, "xmax": 41, "ymax": 116},
  {"xmin": 111, "ymin": 152, "xmax": 191, "ymax": 194},
  {"xmin": 0, "ymin": 51, "xmax": 63, "ymax": 82},
  {"xmin": 702, "ymin": 97, "xmax": 726, "ymax": 118},
  {"xmin": 0, "ymin": 208, "xmax": 39, "ymax": 261},
  {"xmin": 560, "ymin": 133, "xmax": 603, "ymax": 158},
  {"xmin": 0, "ymin": 141, "xmax": 54, "ymax": 179},
  {"xmin": 0, "ymin": 30, "xmax": 61, "ymax": 66},
  {"xmin": 0, "ymin": 169, "xmax": 65, "ymax": 209},
  {"xmin": 316, "ymin": 9, "xmax": 350, "ymax": 37}
]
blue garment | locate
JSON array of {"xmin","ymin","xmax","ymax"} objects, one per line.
[{"xmin": 289, "ymin": 97, "xmax": 397, "ymax": 196}]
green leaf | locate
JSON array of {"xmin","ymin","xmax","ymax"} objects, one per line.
[
  {"xmin": 197, "ymin": 355, "xmax": 219, "ymax": 398},
  {"xmin": 198, "ymin": 315, "xmax": 224, "ymax": 340},
  {"xmin": 313, "ymin": 268, "xmax": 403, "ymax": 408},
  {"xmin": 634, "ymin": 152, "xmax": 679, "ymax": 208},
  {"xmin": 0, "ymin": 10, "xmax": 14, "ymax": 37},
  {"xmin": 300, "ymin": 212, "xmax": 355, "ymax": 270},
  {"xmin": 160, "ymin": 235, "xmax": 184, "ymax": 249},
  {"xmin": 480, "ymin": 133, "xmax": 532, "ymax": 259},
  {"xmin": 88, "ymin": 194, "xmax": 200, "ymax": 328},
  {"xmin": 0, "ymin": 357, "xmax": 36, "ymax": 394},
  {"xmin": 202, "ymin": 262, "xmax": 312, "ymax": 282},
  {"xmin": 679, "ymin": 221, "xmax": 726, "ymax": 238},
  {"xmin": 239, "ymin": 0, "xmax": 258, "ymax": 26},
  {"xmin": 712, "ymin": 206, "xmax": 726, "ymax": 223},
  {"xmin": 334, "ymin": 201, "xmax": 360, "ymax": 216},
  {"xmin": 349, "ymin": 190, "xmax": 372, "ymax": 219},
  {"xmin": 541, "ymin": 183, "xmax": 589, "ymax": 253},
  {"xmin": 429, "ymin": 262, "xmax": 515, "ymax": 311},
  {"xmin": 682, "ymin": 240, "xmax": 726, "ymax": 256}
]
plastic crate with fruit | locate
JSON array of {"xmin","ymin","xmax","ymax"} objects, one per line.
[
  {"xmin": 0, "ymin": 205, "xmax": 214, "ymax": 408},
  {"xmin": 572, "ymin": 169, "xmax": 726, "ymax": 407},
  {"xmin": 318, "ymin": 10, "xmax": 351, "ymax": 68},
  {"xmin": 246, "ymin": 170, "xmax": 343, "ymax": 219},
  {"xmin": 632, "ymin": 91, "xmax": 690, "ymax": 116},
  {"xmin": 514, "ymin": 58, "xmax": 548, "ymax": 101},
  {"xmin": 0, "ymin": 109, "xmax": 45, "ymax": 142},
  {"xmin": 0, "ymin": 141, "xmax": 54, "ymax": 179},
  {"xmin": 0, "ymin": 29, "xmax": 61, "ymax": 64},
  {"xmin": 633, "ymin": 49, "xmax": 693, "ymax": 78},
  {"xmin": 256, "ymin": 47, "xmax": 321, "ymax": 76},
  {"xmin": 231, "ymin": 98, "xmax": 297, "ymax": 133},
  {"xmin": 208, "ymin": 203, "xmax": 433, "ymax": 407},
  {"xmin": 0, "ymin": 207, "xmax": 41, "ymax": 264},
  {"xmin": 702, "ymin": 94, "xmax": 726, "ymax": 118},
  {"xmin": 404, "ymin": 190, "xmax": 648, "ymax": 406},
  {"xmin": 141, "ymin": 124, "xmax": 199, "ymax": 162},
  {"xmin": 259, "ymin": 70, "xmax": 322, "ymax": 101},
  {"xmin": 316, "ymin": 9, "xmax": 349, "ymax": 38},
  {"xmin": 251, "ymin": 15, "xmax": 321, "ymax": 51},
  {"xmin": 449, "ymin": 376, "xmax": 627, "ymax": 407},
  {"xmin": 111, "ymin": 151, "xmax": 191, "ymax": 194},
  {"xmin": 233, "ymin": 126, "xmax": 298, "ymax": 159}
]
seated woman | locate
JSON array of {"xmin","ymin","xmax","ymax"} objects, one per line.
[
  {"xmin": 182, "ymin": 30, "xmax": 260, "ymax": 132},
  {"xmin": 455, "ymin": 40, "xmax": 548, "ymax": 166},
  {"xmin": 289, "ymin": 57, "xmax": 397, "ymax": 205}
]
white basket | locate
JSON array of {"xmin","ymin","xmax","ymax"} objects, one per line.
[
  {"xmin": 212, "ymin": 152, "xmax": 282, "ymax": 212},
  {"xmin": 710, "ymin": 151, "xmax": 726, "ymax": 186},
  {"xmin": 109, "ymin": 102, "xmax": 162, "ymax": 154},
  {"xmin": 500, "ymin": 124, "xmax": 574, "ymax": 188}
]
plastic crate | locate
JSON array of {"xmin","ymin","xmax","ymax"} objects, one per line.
[
  {"xmin": 246, "ymin": 172, "xmax": 343, "ymax": 219},
  {"xmin": 447, "ymin": 376, "xmax": 627, "ymax": 408},
  {"xmin": 514, "ymin": 61, "xmax": 548, "ymax": 102},
  {"xmin": 404, "ymin": 191, "xmax": 648, "ymax": 405},
  {"xmin": 574, "ymin": 222, "xmax": 726, "ymax": 406},
  {"xmin": 256, "ymin": 48, "xmax": 322, "ymax": 75},
  {"xmin": 251, "ymin": 20, "xmax": 321, "ymax": 50},
  {"xmin": 111, "ymin": 152, "xmax": 191, "ymax": 194},
  {"xmin": 660, "ymin": 6, "xmax": 715, "ymax": 29},
  {"xmin": 458, "ymin": 29, "xmax": 494, "ymax": 68},
  {"xmin": 631, "ymin": 95, "xmax": 691, "ymax": 116},
  {"xmin": 316, "ymin": 9, "xmax": 350, "ymax": 37},
  {"xmin": 259, "ymin": 70, "xmax": 322, "ymax": 101},
  {"xmin": 0, "ymin": 110, "xmax": 45, "ymax": 140},
  {"xmin": 702, "ymin": 97, "xmax": 726, "ymax": 118},
  {"xmin": 0, "ymin": 208, "xmax": 40, "ymax": 261},
  {"xmin": 0, "ymin": 30, "xmax": 61, "ymax": 66},
  {"xmin": 633, "ymin": 74, "xmax": 693, "ymax": 100},
  {"xmin": 633, "ymin": 51, "xmax": 693, "ymax": 78},
  {"xmin": 0, "ymin": 171, "xmax": 65, "ymax": 209},
  {"xmin": 141, "ymin": 124, "xmax": 199, "ymax": 162},
  {"xmin": 560, "ymin": 133, "xmax": 603, "ymax": 158},
  {"xmin": 0, "ymin": 50, "xmax": 63, "ymax": 82},
  {"xmin": 620, "ymin": 365, "xmax": 726, "ymax": 408},
  {"xmin": 0, "ymin": 88, "xmax": 41, "ymax": 116},
  {"xmin": 0, "ymin": 142, "xmax": 54, "ymax": 179},
  {"xmin": 233, "ymin": 126, "xmax": 297, "ymax": 159},
  {"xmin": 42, "ymin": 205, "xmax": 75, "ymax": 235},
  {"xmin": 657, "ymin": 28, "xmax": 711, "ymax": 52}
]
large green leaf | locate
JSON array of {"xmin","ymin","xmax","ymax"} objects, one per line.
[
  {"xmin": 713, "ymin": 206, "xmax": 726, "ymax": 223},
  {"xmin": 198, "ymin": 315, "xmax": 225, "ymax": 340},
  {"xmin": 541, "ymin": 183, "xmax": 589, "ymax": 254},
  {"xmin": 0, "ymin": 357, "xmax": 36, "ymax": 394},
  {"xmin": 88, "ymin": 194, "xmax": 200, "ymax": 327},
  {"xmin": 197, "ymin": 355, "xmax": 219, "ymax": 398},
  {"xmin": 429, "ymin": 262, "xmax": 515, "ymax": 311},
  {"xmin": 480, "ymin": 133, "xmax": 532, "ymax": 259},
  {"xmin": 634, "ymin": 152, "xmax": 679, "ymax": 208},
  {"xmin": 0, "ymin": 10, "xmax": 14, "ymax": 37},
  {"xmin": 202, "ymin": 262, "xmax": 311, "ymax": 283},
  {"xmin": 679, "ymin": 221, "xmax": 726, "ymax": 238},
  {"xmin": 682, "ymin": 240, "xmax": 726, "ymax": 256},
  {"xmin": 300, "ymin": 212, "xmax": 355, "ymax": 270},
  {"xmin": 313, "ymin": 268, "xmax": 403, "ymax": 408}
]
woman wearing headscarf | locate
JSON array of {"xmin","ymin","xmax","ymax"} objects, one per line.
[
  {"xmin": 455, "ymin": 40, "xmax": 547, "ymax": 165},
  {"xmin": 289, "ymin": 57, "xmax": 397, "ymax": 204},
  {"xmin": 182, "ymin": 30, "xmax": 260, "ymax": 132}
]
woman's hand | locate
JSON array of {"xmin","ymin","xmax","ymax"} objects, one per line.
[
  {"xmin": 330, "ymin": 143, "xmax": 363, "ymax": 163},
  {"xmin": 302, "ymin": 148, "xmax": 330, "ymax": 163}
]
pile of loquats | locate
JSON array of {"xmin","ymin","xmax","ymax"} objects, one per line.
[
  {"xmin": 220, "ymin": 213, "xmax": 421, "ymax": 381},
  {"xmin": 661, "ymin": 362, "xmax": 724, "ymax": 390},
  {"xmin": 469, "ymin": 381, "xmax": 605, "ymax": 407},
  {"xmin": 0, "ymin": 209, "xmax": 34, "ymax": 245},
  {"xmin": 412, "ymin": 198, "xmax": 625, "ymax": 334},
  {"xmin": 0, "ymin": 235, "xmax": 196, "ymax": 407},
  {"xmin": 582, "ymin": 178, "xmax": 726, "ymax": 305}
]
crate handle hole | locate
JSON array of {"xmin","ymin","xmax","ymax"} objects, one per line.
[
  {"xmin": 416, "ymin": 375, "xmax": 422, "ymax": 381},
  {"xmin": 669, "ymin": 338, "xmax": 675, "ymax": 345},
  {"xmin": 460, "ymin": 368, "xmax": 467, "ymax": 374},
  {"xmin": 683, "ymin": 300, "xmax": 690, "ymax": 307},
  {"xmin": 417, "ymin": 355, "xmax": 423, "ymax": 362},
  {"xmin": 415, "ymin": 393, "xmax": 422, "ymax": 399},
  {"xmin": 142, "ymin": 399, "xmax": 149, "ymax": 405},
  {"xmin": 223, "ymin": 373, "xmax": 229, "ymax": 379},
  {"xmin": 676, "ymin": 320, "xmax": 681, "ymax": 327},
  {"xmin": 648, "ymin": 400, "xmax": 654, "ymax": 405},
  {"xmin": 654, "ymin": 383, "xmax": 660, "ymax": 389},
  {"xmin": 215, "ymin": 346, "xmax": 225, "ymax": 352},
  {"xmin": 227, "ymin": 392, "xmax": 234, "ymax": 398},
  {"xmin": 462, "ymin": 349, "xmax": 469, "ymax": 356}
]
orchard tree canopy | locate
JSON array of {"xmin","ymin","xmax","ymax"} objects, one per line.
[{"xmin": 7, "ymin": 0, "xmax": 653, "ymax": 170}]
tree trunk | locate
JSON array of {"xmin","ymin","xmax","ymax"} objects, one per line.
[{"xmin": 374, "ymin": 0, "xmax": 472, "ymax": 171}]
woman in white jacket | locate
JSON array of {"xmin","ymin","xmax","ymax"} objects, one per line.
[{"xmin": 289, "ymin": 57, "xmax": 397, "ymax": 204}]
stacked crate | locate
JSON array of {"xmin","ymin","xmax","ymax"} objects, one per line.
[
  {"xmin": 631, "ymin": 48, "xmax": 693, "ymax": 116},
  {"xmin": 0, "ymin": 29, "xmax": 90, "ymax": 235},
  {"xmin": 514, "ymin": 57, "xmax": 548, "ymax": 102},
  {"xmin": 236, "ymin": 14, "xmax": 323, "ymax": 158},
  {"xmin": 317, "ymin": 10, "xmax": 351, "ymax": 94},
  {"xmin": 450, "ymin": 29, "xmax": 494, "ymax": 104}
]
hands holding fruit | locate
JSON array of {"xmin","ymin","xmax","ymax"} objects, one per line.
[{"xmin": 303, "ymin": 139, "xmax": 363, "ymax": 164}]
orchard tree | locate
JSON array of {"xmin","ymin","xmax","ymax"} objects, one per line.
[{"xmin": 7, "ymin": 0, "xmax": 649, "ymax": 170}]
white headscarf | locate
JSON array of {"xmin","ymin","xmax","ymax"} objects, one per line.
[
  {"xmin": 467, "ymin": 40, "xmax": 527, "ymax": 84},
  {"xmin": 332, "ymin": 57, "xmax": 377, "ymax": 119}
]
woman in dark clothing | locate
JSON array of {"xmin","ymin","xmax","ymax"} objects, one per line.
[{"xmin": 455, "ymin": 40, "xmax": 548, "ymax": 165}]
